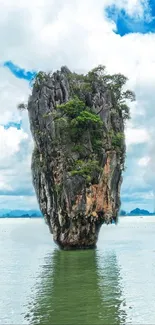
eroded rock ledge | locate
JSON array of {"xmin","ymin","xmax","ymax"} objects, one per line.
[{"xmin": 26, "ymin": 65, "xmax": 135, "ymax": 249}]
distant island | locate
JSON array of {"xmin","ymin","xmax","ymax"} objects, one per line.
[
  {"xmin": 0, "ymin": 209, "xmax": 43, "ymax": 218},
  {"xmin": 0, "ymin": 208, "xmax": 154, "ymax": 218},
  {"xmin": 120, "ymin": 208, "xmax": 155, "ymax": 216}
]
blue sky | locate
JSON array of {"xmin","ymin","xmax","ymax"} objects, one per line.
[
  {"xmin": 105, "ymin": 0, "xmax": 155, "ymax": 36},
  {"xmin": 0, "ymin": 0, "xmax": 155, "ymax": 212},
  {"xmin": 4, "ymin": 61, "xmax": 36, "ymax": 81},
  {"xmin": 4, "ymin": 121, "xmax": 22, "ymax": 130}
]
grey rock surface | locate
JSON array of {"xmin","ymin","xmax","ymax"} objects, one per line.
[{"xmin": 27, "ymin": 66, "xmax": 127, "ymax": 249}]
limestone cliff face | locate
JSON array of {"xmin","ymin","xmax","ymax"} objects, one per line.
[{"xmin": 27, "ymin": 66, "xmax": 130, "ymax": 249}]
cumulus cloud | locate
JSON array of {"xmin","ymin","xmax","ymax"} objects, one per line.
[
  {"xmin": 0, "ymin": 67, "xmax": 30, "ymax": 124},
  {"xmin": 138, "ymin": 156, "xmax": 150, "ymax": 167},
  {"xmin": 0, "ymin": 67, "xmax": 35, "ymax": 208},
  {"xmin": 125, "ymin": 126, "xmax": 150, "ymax": 146},
  {"xmin": 0, "ymin": 0, "xmax": 154, "ymax": 210},
  {"xmin": 0, "ymin": 126, "xmax": 28, "ymax": 160}
]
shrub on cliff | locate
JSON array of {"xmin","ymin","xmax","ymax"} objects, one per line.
[
  {"xmin": 56, "ymin": 96, "xmax": 103, "ymax": 146},
  {"xmin": 17, "ymin": 65, "xmax": 135, "ymax": 122}
]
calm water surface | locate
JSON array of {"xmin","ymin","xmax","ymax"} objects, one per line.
[{"xmin": 0, "ymin": 217, "xmax": 155, "ymax": 324}]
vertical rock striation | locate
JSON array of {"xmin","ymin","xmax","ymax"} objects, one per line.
[{"xmin": 26, "ymin": 65, "xmax": 134, "ymax": 249}]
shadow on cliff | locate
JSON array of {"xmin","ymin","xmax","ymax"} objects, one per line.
[{"xmin": 25, "ymin": 249, "xmax": 126, "ymax": 325}]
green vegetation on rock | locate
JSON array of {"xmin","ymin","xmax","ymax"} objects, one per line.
[
  {"xmin": 56, "ymin": 96, "xmax": 104, "ymax": 182},
  {"xmin": 67, "ymin": 65, "xmax": 135, "ymax": 120},
  {"xmin": 18, "ymin": 65, "xmax": 135, "ymax": 122},
  {"xmin": 70, "ymin": 159, "xmax": 102, "ymax": 184},
  {"xmin": 110, "ymin": 131, "xmax": 125, "ymax": 150}
]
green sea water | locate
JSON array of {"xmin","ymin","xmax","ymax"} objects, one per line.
[{"xmin": 0, "ymin": 217, "xmax": 155, "ymax": 324}]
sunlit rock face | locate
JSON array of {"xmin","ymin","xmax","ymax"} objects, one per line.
[{"xmin": 27, "ymin": 66, "xmax": 131, "ymax": 249}]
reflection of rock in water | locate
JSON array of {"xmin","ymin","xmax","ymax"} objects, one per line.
[
  {"xmin": 96, "ymin": 251, "xmax": 126, "ymax": 324},
  {"xmin": 26, "ymin": 249, "xmax": 126, "ymax": 325}
]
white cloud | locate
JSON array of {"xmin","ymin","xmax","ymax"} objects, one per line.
[
  {"xmin": 138, "ymin": 156, "xmax": 150, "ymax": 167},
  {"xmin": 0, "ymin": 0, "xmax": 154, "ymax": 209},
  {"xmin": 0, "ymin": 125, "xmax": 34, "ymax": 198},
  {"xmin": 0, "ymin": 67, "xmax": 30, "ymax": 124},
  {"xmin": 0, "ymin": 195, "xmax": 38, "ymax": 210},
  {"xmin": 0, "ymin": 180, "xmax": 12, "ymax": 191},
  {"xmin": 0, "ymin": 126, "xmax": 28, "ymax": 160},
  {"xmin": 125, "ymin": 127, "xmax": 150, "ymax": 146}
]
